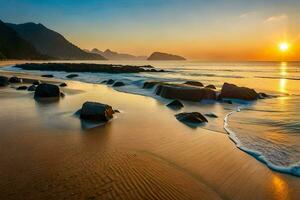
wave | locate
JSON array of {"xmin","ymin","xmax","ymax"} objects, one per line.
[
  {"xmin": 255, "ymin": 76, "xmax": 300, "ymax": 81},
  {"xmin": 224, "ymin": 106, "xmax": 300, "ymax": 177}
]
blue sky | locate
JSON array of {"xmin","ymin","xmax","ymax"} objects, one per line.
[{"xmin": 1, "ymin": 0, "xmax": 300, "ymax": 60}]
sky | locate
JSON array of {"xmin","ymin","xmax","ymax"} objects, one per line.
[{"xmin": 1, "ymin": 0, "xmax": 300, "ymax": 60}]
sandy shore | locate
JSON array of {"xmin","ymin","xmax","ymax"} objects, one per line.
[{"xmin": 0, "ymin": 70, "xmax": 299, "ymax": 200}]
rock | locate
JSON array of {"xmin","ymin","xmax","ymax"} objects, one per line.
[
  {"xmin": 27, "ymin": 85, "xmax": 36, "ymax": 91},
  {"xmin": 0, "ymin": 76, "xmax": 9, "ymax": 86},
  {"xmin": 166, "ymin": 100, "xmax": 184, "ymax": 109},
  {"xmin": 101, "ymin": 80, "xmax": 108, "ymax": 84},
  {"xmin": 156, "ymin": 83, "xmax": 217, "ymax": 101},
  {"xmin": 16, "ymin": 86, "xmax": 27, "ymax": 90},
  {"xmin": 114, "ymin": 109, "xmax": 120, "ymax": 113},
  {"xmin": 79, "ymin": 102, "xmax": 114, "ymax": 122},
  {"xmin": 41, "ymin": 74, "xmax": 54, "ymax": 78},
  {"xmin": 258, "ymin": 92, "xmax": 271, "ymax": 99},
  {"xmin": 175, "ymin": 112, "xmax": 208, "ymax": 124},
  {"xmin": 143, "ymin": 81, "xmax": 161, "ymax": 89},
  {"xmin": 66, "ymin": 74, "xmax": 78, "ymax": 78},
  {"xmin": 60, "ymin": 92, "xmax": 65, "ymax": 98},
  {"xmin": 32, "ymin": 80, "xmax": 41, "ymax": 85},
  {"xmin": 59, "ymin": 83, "xmax": 67, "ymax": 87},
  {"xmin": 219, "ymin": 83, "xmax": 258, "ymax": 100},
  {"xmin": 184, "ymin": 81, "xmax": 203, "ymax": 87},
  {"xmin": 113, "ymin": 81, "xmax": 125, "ymax": 87},
  {"xmin": 107, "ymin": 79, "xmax": 115, "ymax": 85},
  {"xmin": 205, "ymin": 84, "xmax": 216, "ymax": 89},
  {"xmin": 222, "ymin": 99, "xmax": 233, "ymax": 104},
  {"xmin": 205, "ymin": 113, "xmax": 218, "ymax": 118},
  {"xmin": 34, "ymin": 83, "xmax": 60, "ymax": 99},
  {"xmin": 9, "ymin": 76, "xmax": 22, "ymax": 83}
]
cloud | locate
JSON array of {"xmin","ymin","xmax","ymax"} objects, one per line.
[
  {"xmin": 264, "ymin": 14, "xmax": 288, "ymax": 23},
  {"xmin": 239, "ymin": 11, "xmax": 256, "ymax": 19}
]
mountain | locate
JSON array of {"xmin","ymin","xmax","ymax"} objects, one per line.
[
  {"xmin": 0, "ymin": 20, "xmax": 46, "ymax": 59},
  {"xmin": 147, "ymin": 52, "xmax": 186, "ymax": 60},
  {"xmin": 91, "ymin": 48, "xmax": 147, "ymax": 60},
  {"xmin": 7, "ymin": 22, "xmax": 106, "ymax": 60}
]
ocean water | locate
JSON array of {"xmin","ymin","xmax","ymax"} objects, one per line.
[{"xmin": 1, "ymin": 60, "xmax": 300, "ymax": 176}]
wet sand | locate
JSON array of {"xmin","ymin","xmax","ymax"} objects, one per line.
[{"xmin": 0, "ymin": 71, "xmax": 299, "ymax": 200}]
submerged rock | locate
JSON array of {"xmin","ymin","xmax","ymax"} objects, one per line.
[
  {"xmin": 175, "ymin": 112, "xmax": 208, "ymax": 124},
  {"xmin": 166, "ymin": 100, "xmax": 184, "ymax": 109},
  {"xmin": 205, "ymin": 113, "xmax": 218, "ymax": 118},
  {"xmin": 9, "ymin": 76, "xmax": 22, "ymax": 83},
  {"xmin": 156, "ymin": 83, "xmax": 217, "ymax": 101},
  {"xmin": 184, "ymin": 81, "xmax": 204, "ymax": 87},
  {"xmin": 41, "ymin": 74, "xmax": 54, "ymax": 78},
  {"xmin": 16, "ymin": 86, "xmax": 28, "ymax": 90},
  {"xmin": 219, "ymin": 82, "xmax": 258, "ymax": 100},
  {"xmin": 113, "ymin": 81, "xmax": 125, "ymax": 87},
  {"xmin": 101, "ymin": 80, "xmax": 108, "ymax": 84},
  {"xmin": 205, "ymin": 84, "xmax": 216, "ymax": 89},
  {"xmin": 107, "ymin": 79, "xmax": 115, "ymax": 85},
  {"xmin": 59, "ymin": 82, "xmax": 67, "ymax": 87},
  {"xmin": 79, "ymin": 102, "xmax": 114, "ymax": 122},
  {"xmin": 34, "ymin": 83, "xmax": 60, "ymax": 99},
  {"xmin": 27, "ymin": 85, "xmax": 36, "ymax": 91},
  {"xmin": 0, "ymin": 76, "xmax": 9, "ymax": 86},
  {"xmin": 66, "ymin": 74, "xmax": 78, "ymax": 78},
  {"xmin": 143, "ymin": 81, "xmax": 161, "ymax": 89}
]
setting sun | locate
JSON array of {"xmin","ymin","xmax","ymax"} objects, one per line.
[{"xmin": 279, "ymin": 42, "xmax": 289, "ymax": 52}]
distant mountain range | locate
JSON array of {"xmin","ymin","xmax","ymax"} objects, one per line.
[
  {"xmin": 6, "ymin": 22, "xmax": 105, "ymax": 60},
  {"xmin": 90, "ymin": 48, "xmax": 147, "ymax": 60},
  {"xmin": 0, "ymin": 20, "xmax": 46, "ymax": 59},
  {"xmin": 147, "ymin": 52, "xmax": 186, "ymax": 60}
]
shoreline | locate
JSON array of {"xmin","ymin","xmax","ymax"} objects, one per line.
[{"xmin": 0, "ymin": 65, "xmax": 299, "ymax": 199}]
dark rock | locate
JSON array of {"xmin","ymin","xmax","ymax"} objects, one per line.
[
  {"xmin": 113, "ymin": 81, "xmax": 125, "ymax": 87},
  {"xmin": 16, "ymin": 86, "xmax": 27, "ymax": 90},
  {"xmin": 156, "ymin": 83, "xmax": 217, "ymax": 101},
  {"xmin": 143, "ymin": 81, "xmax": 160, "ymax": 89},
  {"xmin": 60, "ymin": 92, "xmax": 65, "ymax": 98},
  {"xmin": 184, "ymin": 81, "xmax": 203, "ymax": 87},
  {"xmin": 107, "ymin": 79, "xmax": 115, "ymax": 85},
  {"xmin": 9, "ymin": 76, "xmax": 22, "ymax": 83},
  {"xmin": 79, "ymin": 102, "xmax": 114, "ymax": 122},
  {"xmin": 114, "ymin": 109, "xmax": 120, "ymax": 113},
  {"xmin": 258, "ymin": 92, "xmax": 271, "ymax": 99},
  {"xmin": 175, "ymin": 112, "xmax": 208, "ymax": 124},
  {"xmin": 205, "ymin": 84, "xmax": 216, "ymax": 89},
  {"xmin": 220, "ymin": 83, "xmax": 258, "ymax": 100},
  {"xmin": 166, "ymin": 100, "xmax": 184, "ymax": 109},
  {"xmin": 66, "ymin": 74, "xmax": 78, "ymax": 78},
  {"xmin": 59, "ymin": 82, "xmax": 67, "ymax": 87},
  {"xmin": 41, "ymin": 74, "xmax": 54, "ymax": 78},
  {"xmin": 205, "ymin": 113, "xmax": 218, "ymax": 118},
  {"xmin": 32, "ymin": 80, "xmax": 41, "ymax": 85},
  {"xmin": 101, "ymin": 80, "xmax": 108, "ymax": 84},
  {"xmin": 34, "ymin": 83, "xmax": 60, "ymax": 99},
  {"xmin": 27, "ymin": 85, "xmax": 36, "ymax": 91},
  {"xmin": 0, "ymin": 76, "xmax": 9, "ymax": 86}
]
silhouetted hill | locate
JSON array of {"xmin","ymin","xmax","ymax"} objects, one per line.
[
  {"xmin": 7, "ymin": 22, "xmax": 106, "ymax": 60},
  {"xmin": 91, "ymin": 48, "xmax": 146, "ymax": 60},
  {"xmin": 147, "ymin": 52, "xmax": 186, "ymax": 60},
  {"xmin": 0, "ymin": 20, "xmax": 46, "ymax": 59}
]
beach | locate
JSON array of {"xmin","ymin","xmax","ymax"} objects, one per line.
[{"xmin": 0, "ymin": 66, "xmax": 299, "ymax": 200}]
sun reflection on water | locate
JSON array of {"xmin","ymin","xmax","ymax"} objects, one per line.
[{"xmin": 279, "ymin": 62, "xmax": 288, "ymax": 93}]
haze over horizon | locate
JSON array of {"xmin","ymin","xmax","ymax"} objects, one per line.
[{"xmin": 1, "ymin": 0, "xmax": 300, "ymax": 61}]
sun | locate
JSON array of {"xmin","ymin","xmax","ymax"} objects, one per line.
[{"xmin": 278, "ymin": 42, "xmax": 289, "ymax": 52}]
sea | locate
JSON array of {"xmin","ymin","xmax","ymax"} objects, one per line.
[{"xmin": 1, "ymin": 60, "xmax": 300, "ymax": 176}]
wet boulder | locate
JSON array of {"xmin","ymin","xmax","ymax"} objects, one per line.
[
  {"xmin": 166, "ymin": 100, "xmax": 184, "ymax": 109},
  {"xmin": 16, "ymin": 86, "xmax": 28, "ymax": 90},
  {"xmin": 34, "ymin": 83, "xmax": 60, "ymax": 99},
  {"xmin": 113, "ymin": 81, "xmax": 125, "ymax": 87},
  {"xmin": 79, "ymin": 102, "xmax": 114, "ymax": 122},
  {"xmin": 205, "ymin": 113, "xmax": 218, "ymax": 118},
  {"xmin": 219, "ymin": 83, "xmax": 258, "ymax": 100},
  {"xmin": 9, "ymin": 76, "xmax": 22, "ymax": 83},
  {"xmin": 59, "ymin": 82, "xmax": 67, "ymax": 87},
  {"xmin": 0, "ymin": 76, "xmax": 9, "ymax": 86},
  {"xmin": 184, "ymin": 81, "xmax": 203, "ymax": 87},
  {"xmin": 175, "ymin": 112, "xmax": 208, "ymax": 124},
  {"xmin": 107, "ymin": 79, "xmax": 115, "ymax": 85},
  {"xmin": 27, "ymin": 85, "xmax": 36, "ymax": 91},
  {"xmin": 205, "ymin": 84, "xmax": 216, "ymax": 89},
  {"xmin": 66, "ymin": 74, "xmax": 78, "ymax": 78},
  {"xmin": 41, "ymin": 74, "xmax": 54, "ymax": 78},
  {"xmin": 156, "ymin": 83, "xmax": 217, "ymax": 101}
]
